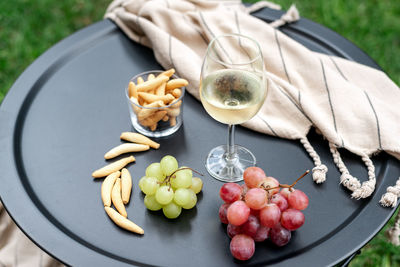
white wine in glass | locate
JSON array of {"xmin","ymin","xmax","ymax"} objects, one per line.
[{"xmin": 200, "ymin": 33, "xmax": 267, "ymax": 182}]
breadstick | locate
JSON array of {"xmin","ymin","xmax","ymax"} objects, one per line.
[
  {"xmin": 170, "ymin": 100, "xmax": 182, "ymax": 108},
  {"xmin": 138, "ymin": 97, "xmax": 145, "ymax": 106},
  {"xmin": 136, "ymin": 75, "xmax": 169, "ymax": 92},
  {"xmin": 155, "ymin": 82, "xmax": 166, "ymax": 96},
  {"xmin": 166, "ymin": 78, "xmax": 188, "ymax": 91},
  {"xmin": 162, "ymin": 115, "xmax": 169, "ymax": 122},
  {"xmin": 130, "ymin": 97, "xmax": 141, "ymax": 114},
  {"xmin": 166, "ymin": 107, "xmax": 181, "ymax": 117},
  {"xmin": 128, "ymin": 82, "xmax": 137, "ymax": 98},
  {"xmin": 157, "ymin": 68, "xmax": 175, "ymax": 78},
  {"xmin": 137, "ymin": 76, "xmax": 144, "ymax": 84},
  {"xmin": 92, "ymin": 156, "xmax": 135, "ymax": 178},
  {"xmin": 101, "ymin": 171, "xmax": 120, "ymax": 207},
  {"xmin": 120, "ymin": 132, "xmax": 160, "ymax": 149},
  {"xmin": 111, "ymin": 178, "xmax": 127, "ymax": 217},
  {"xmin": 170, "ymin": 116, "xmax": 177, "ymax": 126},
  {"xmin": 147, "ymin": 74, "xmax": 155, "ymax": 81},
  {"xmin": 104, "ymin": 143, "xmax": 150, "ymax": 160},
  {"xmin": 139, "ymin": 111, "xmax": 167, "ymax": 127},
  {"xmin": 104, "ymin": 207, "xmax": 144, "ymax": 234},
  {"xmin": 137, "ymin": 100, "xmax": 164, "ymax": 121},
  {"xmin": 171, "ymin": 88, "xmax": 182, "ymax": 98},
  {"xmin": 121, "ymin": 168, "xmax": 132, "ymax": 204},
  {"xmin": 138, "ymin": 92, "xmax": 175, "ymax": 104},
  {"xmin": 147, "ymin": 74, "xmax": 156, "ymax": 93}
]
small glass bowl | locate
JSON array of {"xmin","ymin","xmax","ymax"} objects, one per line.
[{"xmin": 125, "ymin": 70, "xmax": 185, "ymax": 138}]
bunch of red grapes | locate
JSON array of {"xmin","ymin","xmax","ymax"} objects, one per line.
[{"xmin": 218, "ymin": 167, "xmax": 309, "ymax": 261}]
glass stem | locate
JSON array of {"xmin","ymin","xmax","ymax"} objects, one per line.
[{"xmin": 226, "ymin": 124, "xmax": 236, "ymax": 162}]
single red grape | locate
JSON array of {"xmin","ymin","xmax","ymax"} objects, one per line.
[
  {"xmin": 270, "ymin": 224, "xmax": 291, "ymax": 247},
  {"xmin": 242, "ymin": 215, "xmax": 260, "ymax": 238},
  {"xmin": 227, "ymin": 224, "xmax": 242, "ymax": 238},
  {"xmin": 244, "ymin": 188, "xmax": 267, "ymax": 210},
  {"xmin": 281, "ymin": 209, "xmax": 305, "ymax": 230},
  {"xmin": 270, "ymin": 193, "xmax": 289, "ymax": 212},
  {"xmin": 219, "ymin": 203, "xmax": 230, "ymax": 224},
  {"xmin": 243, "ymin": 167, "xmax": 266, "ymax": 188},
  {"xmin": 259, "ymin": 204, "xmax": 281, "ymax": 228},
  {"xmin": 260, "ymin": 176, "xmax": 280, "ymax": 195},
  {"xmin": 220, "ymin": 183, "xmax": 243, "ymax": 203},
  {"xmin": 227, "ymin": 200, "xmax": 250, "ymax": 226},
  {"xmin": 230, "ymin": 235, "xmax": 255, "ymax": 261},
  {"xmin": 280, "ymin": 188, "xmax": 292, "ymax": 199},
  {"xmin": 288, "ymin": 189, "xmax": 309, "ymax": 210},
  {"xmin": 254, "ymin": 225, "xmax": 269, "ymax": 242}
]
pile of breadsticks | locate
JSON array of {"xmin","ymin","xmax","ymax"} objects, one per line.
[
  {"xmin": 92, "ymin": 132, "xmax": 160, "ymax": 235},
  {"xmin": 128, "ymin": 69, "xmax": 188, "ymax": 131}
]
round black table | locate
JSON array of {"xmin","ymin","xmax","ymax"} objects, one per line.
[{"xmin": 0, "ymin": 7, "xmax": 398, "ymax": 267}]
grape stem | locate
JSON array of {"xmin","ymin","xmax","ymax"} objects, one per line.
[
  {"xmin": 159, "ymin": 167, "xmax": 204, "ymax": 190},
  {"xmin": 261, "ymin": 170, "xmax": 310, "ymax": 191}
]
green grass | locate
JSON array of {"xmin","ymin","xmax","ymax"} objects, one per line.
[
  {"xmin": 0, "ymin": 0, "xmax": 399, "ymax": 266},
  {"xmin": 350, "ymin": 215, "xmax": 400, "ymax": 267},
  {"xmin": 0, "ymin": 0, "xmax": 110, "ymax": 102}
]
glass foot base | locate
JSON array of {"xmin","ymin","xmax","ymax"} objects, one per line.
[{"xmin": 205, "ymin": 145, "xmax": 256, "ymax": 183}]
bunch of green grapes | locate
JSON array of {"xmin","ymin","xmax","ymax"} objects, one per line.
[{"xmin": 139, "ymin": 155, "xmax": 203, "ymax": 219}]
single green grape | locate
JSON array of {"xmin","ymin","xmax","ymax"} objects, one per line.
[
  {"xmin": 160, "ymin": 155, "xmax": 178, "ymax": 176},
  {"xmin": 141, "ymin": 177, "xmax": 159, "ymax": 196},
  {"xmin": 173, "ymin": 188, "xmax": 191, "ymax": 206},
  {"xmin": 182, "ymin": 189, "xmax": 197, "ymax": 209},
  {"xmin": 155, "ymin": 185, "xmax": 174, "ymax": 205},
  {"xmin": 144, "ymin": 195, "xmax": 163, "ymax": 211},
  {"xmin": 163, "ymin": 201, "xmax": 182, "ymax": 219},
  {"xmin": 190, "ymin": 177, "xmax": 203, "ymax": 194},
  {"xmin": 138, "ymin": 176, "xmax": 147, "ymax": 191},
  {"xmin": 145, "ymin": 163, "xmax": 165, "ymax": 182},
  {"xmin": 171, "ymin": 167, "xmax": 192, "ymax": 189}
]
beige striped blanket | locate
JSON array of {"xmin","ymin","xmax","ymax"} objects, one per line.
[{"xmin": 0, "ymin": 203, "xmax": 63, "ymax": 266}]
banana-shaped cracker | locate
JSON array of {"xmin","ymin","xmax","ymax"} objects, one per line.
[
  {"xmin": 111, "ymin": 178, "xmax": 127, "ymax": 217},
  {"xmin": 104, "ymin": 207, "xmax": 144, "ymax": 234},
  {"xmin": 121, "ymin": 168, "xmax": 132, "ymax": 204},
  {"xmin": 120, "ymin": 132, "xmax": 160, "ymax": 149},
  {"xmin": 101, "ymin": 171, "xmax": 120, "ymax": 207},
  {"xmin": 104, "ymin": 144, "xmax": 149, "ymax": 160},
  {"xmin": 92, "ymin": 156, "xmax": 135, "ymax": 178}
]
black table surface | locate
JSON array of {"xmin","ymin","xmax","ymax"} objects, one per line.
[{"xmin": 0, "ymin": 7, "xmax": 399, "ymax": 267}]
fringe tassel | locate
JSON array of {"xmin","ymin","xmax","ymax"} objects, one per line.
[
  {"xmin": 386, "ymin": 209, "xmax": 400, "ymax": 246},
  {"xmin": 245, "ymin": 1, "xmax": 281, "ymax": 14},
  {"xmin": 300, "ymin": 137, "xmax": 328, "ymax": 183},
  {"xmin": 328, "ymin": 142, "xmax": 361, "ymax": 192},
  {"xmin": 351, "ymin": 154, "xmax": 376, "ymax": 199},
  {"xmin": 245, "ymin": 2, "xmax": 299, "ymax": 27},
  {"xmin": 380, "ymin": 177, "xmax": 400, "ymax": 208},
  {"xmin": 269, "ymin": 4, "xmax": 300, "ymax": 28}
]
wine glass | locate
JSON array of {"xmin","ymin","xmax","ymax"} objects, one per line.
[{"xmin": 200, "ymin": 33, "xmax": 267, "ymax": 182}]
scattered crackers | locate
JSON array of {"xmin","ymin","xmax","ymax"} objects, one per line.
[{"xmin": 92, "ymin": 131, "xmax": 160, "ymax": 235}]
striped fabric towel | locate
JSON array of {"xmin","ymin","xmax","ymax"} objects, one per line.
[
  {"xmin": 0, "ymin": 202, "xmax": 64, "ymax": 267},
  {"xmin": 105, "ymin": 0, "xmax": 400, "ymax": 205}
]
